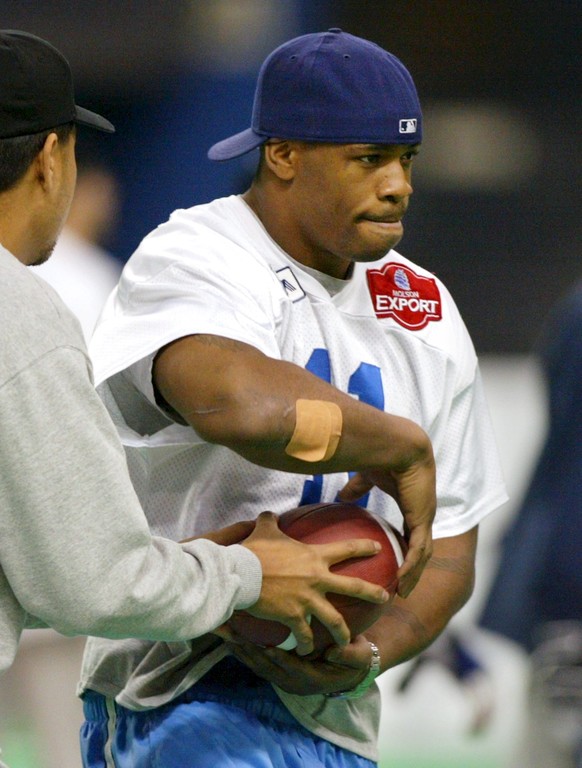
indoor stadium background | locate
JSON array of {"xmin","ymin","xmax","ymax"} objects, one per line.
[{"xmin": 0, "ymin": 2, "xmax": 579, "ymax": 766}]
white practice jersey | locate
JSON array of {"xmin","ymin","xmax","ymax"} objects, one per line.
[
  {"xmin": 91, "ymin": 194, "xmax": 507, "ymax": 543},
  {"xmin": 83, "ymin": 194, "xmax": 508, "ymax": 759}
]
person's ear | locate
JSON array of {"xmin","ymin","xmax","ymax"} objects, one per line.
[
  {"xmin": 263, "ymin": 140, "xmax": 300, "ymax": 181},
  {"xmin": 35, "ymin": 132, "xmax": 59, "ymax": 190}
]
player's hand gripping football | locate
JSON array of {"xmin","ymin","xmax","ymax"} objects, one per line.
[
  {"xmin": 228, "ymin": 633, "xmax": 374, "ymax": 696},
  {"xmin": 238, "ymin": 511, "xmax": 390, "ymax": 656},
  {"xmin": 337, "ymin": 418, "xmax": 436, "ymax": 599}
]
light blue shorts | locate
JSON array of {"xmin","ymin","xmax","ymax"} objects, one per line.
[{"xmin": 80, "ymin": 658, "xmax": 376, "ymax": 768}]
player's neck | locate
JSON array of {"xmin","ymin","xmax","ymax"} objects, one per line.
[{"xmin": 242, "ymin": 186, "xmax": 351, "ymax": 279}]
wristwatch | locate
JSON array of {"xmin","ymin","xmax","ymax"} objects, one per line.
[{"xmin": 326, "ymin": 641, "xmax": 381, "ymax": 700}]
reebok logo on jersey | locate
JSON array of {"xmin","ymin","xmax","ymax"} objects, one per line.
[
  {"xmin": 366, "ymin": 263, "xmax": 442, "ymax": 330},
  {"xmin": 276, "ymin": 266, "xmax": 306, "ymax": 303}
]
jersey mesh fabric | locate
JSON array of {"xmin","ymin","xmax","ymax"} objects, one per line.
[{"xmin": 81, "ymin": 194, "xmax": 508, "ymax": 760}]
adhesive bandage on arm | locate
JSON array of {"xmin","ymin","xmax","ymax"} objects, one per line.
[{"xmin": 284, "ymin": 399, "xmax": 343, "ymax": 462}]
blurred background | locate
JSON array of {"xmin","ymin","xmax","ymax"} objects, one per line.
[{"xmin": 0, "ymin": 1, "xmax": 580, "ymax": 766}]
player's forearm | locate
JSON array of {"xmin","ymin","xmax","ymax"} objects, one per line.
[
  {"xmin": 366, "ymin": 528, "xmax": 478, "ymax": 671},
  {"xmin": 154, "ymin": 335, "xmax": 430, "ymax": 476},
  {"xmin": 230, "ymin": 397, "xmax": 429, "ymax": 479}
]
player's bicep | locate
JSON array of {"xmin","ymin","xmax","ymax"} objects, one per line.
[
  {"xmin": 153, "ymin": 334, "xmax": 289, "ymax": 444},
  {"xmin": 427, "ymin": 527, "xmax": 478, "ymax": 582},
  {"xmin": 154, "ymin": 333, "xmax": 253, "ymax": 408}
]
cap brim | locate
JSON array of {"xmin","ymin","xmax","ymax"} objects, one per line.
[
  {"xmin": 207, "ymin": 128, "xmax": 266, "ymax": 161},
  {"xmin": 74, "ymin": 105, "xmax": 115, "ymax": 134}
]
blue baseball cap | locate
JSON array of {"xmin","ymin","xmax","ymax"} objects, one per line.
[{"xmin": 208, "ymin": 28, "xmax": 422, "ymax": 161}]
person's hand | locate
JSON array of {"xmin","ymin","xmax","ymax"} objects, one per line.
[
  {"xmin": 337, "ymin": 433, "xmax": 436, "ymax": 598},
  {"xmin": 239, "ymin": 511, "xmax": 390, "ymax": 656},
  {"xmin": 227, "ymin": 634, "xmax": 373, "ymax": 696}
]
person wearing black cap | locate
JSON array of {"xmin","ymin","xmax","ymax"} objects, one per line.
[
  {"xmin": 79, "ymin": 29, "xmax": 506, "ymax": 768},
  {"xmin": 0, "ymin": 29, "xmax": 394, "ymax": 767}
]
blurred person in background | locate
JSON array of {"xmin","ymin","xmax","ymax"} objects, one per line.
[
  {"xmin": 480, "ymin": 280, "xmax": 582, "ymax": 649},
  {"xmin": 33, "ymin": 156, "xmax": 122, "ymax": 341},
  {"xmin": 79, "ymin": 29, "xmax": 506, "ymax": 768},
  {"xmin": 0, "ymin": 28, "xmax": 390, "ymax": 768},
  {"xmin": 479, "ymin": 280, "xmax": 582, "ymax": 768}
]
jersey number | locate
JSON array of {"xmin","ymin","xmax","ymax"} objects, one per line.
[{"xmin": 299, "ymin": 349, "xmax": 384, "ymax": 508}]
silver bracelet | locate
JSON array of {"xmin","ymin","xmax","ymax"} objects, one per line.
[{"xmin": 326, "ymin": 641, "xmax": 381, "ymax": 700}]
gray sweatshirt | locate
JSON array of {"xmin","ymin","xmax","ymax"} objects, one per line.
[{"xmin": 0, "ymin": 246, "xmax": 261, "ymax": 673}]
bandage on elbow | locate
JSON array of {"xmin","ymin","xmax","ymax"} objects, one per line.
[{"xmin": 284, "ymin": 399, "xmax": 342, "ymax": 462}]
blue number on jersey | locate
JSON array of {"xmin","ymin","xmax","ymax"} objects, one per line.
[{"xmin": 299, "ymin": 349, "xmax": 384, "ymax": 507}]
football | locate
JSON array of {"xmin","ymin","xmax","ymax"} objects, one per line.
[{"xmin": 229, "ymin": 502, "xmax": 406, "ymax": 653}]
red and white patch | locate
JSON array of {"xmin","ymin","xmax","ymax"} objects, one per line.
[{"xmin": 366, "ymin": 263, "xmax": 442, "ymax": 331}]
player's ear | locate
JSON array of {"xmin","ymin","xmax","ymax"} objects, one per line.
[
  {"xmin": 263, "ymin": 140, "xmax": 298, "ymax": 181},
  {"xmin": 35, "ymin": 132, "xmax": 59, "ymax": 190}
]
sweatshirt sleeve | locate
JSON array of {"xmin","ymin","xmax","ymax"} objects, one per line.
[{"xmin": 0, "ymin": 346, "xmax": 262, "ymax": 641}]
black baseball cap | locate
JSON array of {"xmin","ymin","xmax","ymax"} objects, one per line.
[{"xmin": 0, "ymin": 29, "xmax": 114, "ymax": 139}]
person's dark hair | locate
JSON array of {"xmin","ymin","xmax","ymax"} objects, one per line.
[{"xmin": 0, "ymin": 122, "xmax": 74, "ymax": 194}]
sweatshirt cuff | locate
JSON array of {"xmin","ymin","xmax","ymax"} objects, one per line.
[{"xmin": 227, "ymin": 544, "xmax": 263, "ymax": 609}]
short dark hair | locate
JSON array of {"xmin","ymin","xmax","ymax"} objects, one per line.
[{"xmin": 0, "ymin": 122, "xmax": 74, "ymax": 193}]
